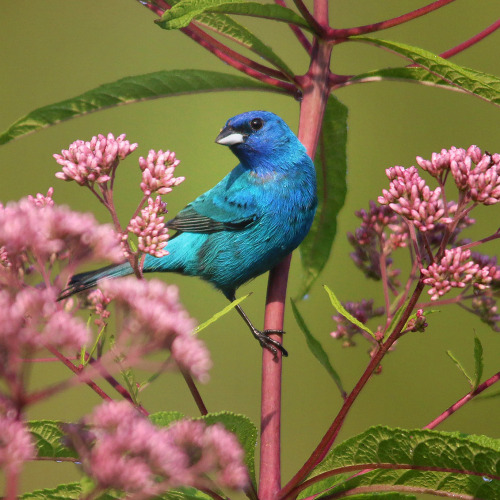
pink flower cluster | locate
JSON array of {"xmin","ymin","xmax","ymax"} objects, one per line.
[
  {"xmin": 76, "ymin": 401, "xmax": 248, "ymax": 495},
  {"xmin": 417, "ymin": 146, "xmax": 500, "ymax": 205},
  {"xmin": 99, "ymin": 278, "xmax": 211, "ymax": 382},
  {"xmin": 378, "ymin": 166, "xmax": 446, "ymax": 232},
  {"xmin": 139, "ymin": 149, "xmax": 184, "ymax": 196},
  {"xmin": 0, "ymin": 193, "xmax": 123, "ymax": 276},
  {"xmin": 128, "ymin": 196, "xmax": 169, "ymax": 258},
  {"xmin": 421, "ymin": 248, "xmax": 500, "ymax": 300},
  {"xmin": 0, "ymin": 287, "xmax": 90, "ymax": 355},
  {"xmin": 54, "ymin": 133, "xmax": 138, "ymax": 186},
  {"xmin": 0, "ymin": 415, "xmax": 35, "ymax": 472}
]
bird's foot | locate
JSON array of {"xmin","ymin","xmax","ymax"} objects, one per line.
[{"xmin": 252, "ymin": 329, "xmax": 288, "ymax": 357}]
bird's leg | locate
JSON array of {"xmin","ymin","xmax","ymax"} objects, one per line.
[{"xmin": 232, "ymin": 300, "xmax": 288, "ymax": 357}]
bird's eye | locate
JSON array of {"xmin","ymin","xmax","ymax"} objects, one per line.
[{"xmin": 250, "ymin": 118, "xmax": 263, "ymax": 131}]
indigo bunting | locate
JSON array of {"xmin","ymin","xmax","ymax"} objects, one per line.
[{"xmin": 62, "ymin": 111, "xmax": 317, "ymax": 355}]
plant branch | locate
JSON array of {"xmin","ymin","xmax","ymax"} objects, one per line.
[
  {"xmin": 259, "ymin": 255, "xmax": 290, "ymax": 500},
  {"xmin": 327, "ymin": 0, "xmax": 456, "ymax": 39},
  {"xmin": 424, "ymin": 370, "xmax": 500, "ymax": 430},
  {"xmin": 181, "ymin": 368, "xmax": 208, "ymax": 415},
  {"xmin": 140, "ymin": 1, "xmax": 298, "ymax": 94},
  {"xmin": 439, "ymin": 19, "xmax": 500, "ymax": 59},
  {"xmin": 279, "ymin": 280, "xmax": 426, "ymax": 499},
  {"xmin": 292, "ymin": 0, "xmax": 326, "ymax": 35},
  {"xmin": 274, "ymin": 0, "xmax": 312, "ymax": 53}
]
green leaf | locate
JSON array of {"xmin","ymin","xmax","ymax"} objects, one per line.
[
  {"xmin": 355, "ymin": 37, "xmax": 500, "ymax": 107},
  {"xmin": 0, "ymin": 70, "xmax": 278, "ymax": 145},
  {"xmin": 157, "ymin": 0, "xmax": 312, "ymax": 31},
  {"xmin": 350, "ymin": 66, "xmax": 458, "ymax": 91},
  {"xmin": 446, "ymin": 349, "xmax": 474, "ymax": 388},
  {"xmin": 301, "ymin": 426, "xmax": 500, "ymax": 500},
  {"xmin": 290, "ymin": 299, "xmax": 346, "ymax": 399},
  {"xmin": 324, "ymin": 285, "xmax": 376, "ymax": 340},
  {"xmin": 28, "ymin": 420, "xmax": 77, "ymax": 459},
  {"xmin": 297, "ymin": 95, "xmax": 348, "ymax": 299},
  {"xmin": 473, "ymin": 335, "xmax": 484, "ymax": 391},
  {"xmin": 476, "ymin": 388, "xmax": 500, "ymax": 401},
  {"xmin": 194, "ymin": 12, "xmax": 294, "ymax": 77},
  {"xmin": 195, "ymin": 293, "xmax": 250, "ymax": 333},
  {"xmin": 200, "ymin": 412, "xmax": 258, "ymax": 486},
  {"xmin": 331, "ymin": 495, "xmax": 416, "ymax": 500},
  {"xmin": 149, "ymin": 410, "xmax": 186, "ymax": 427},
  {"xmin": 20, "ymin": 483, "xmax": 83, "ymax": 500}
]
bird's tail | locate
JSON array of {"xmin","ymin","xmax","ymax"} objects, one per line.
[{"xmin": 59, "ymin": 262, "xmax": 133, "ymax": 300}]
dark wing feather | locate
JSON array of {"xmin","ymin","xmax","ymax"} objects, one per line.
[{"xmin": 166, "ymin": 206, "xmax": 257, "ymax": 234}]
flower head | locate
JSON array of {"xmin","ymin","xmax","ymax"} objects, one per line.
[
  {"xmin": 378, "ymin": 166, "xmax": 447, "ymax": 232},
  {"xmin": 127, "ymin": 196, "xmax": 169, "ymax": 258},
  {"xmin": 421, "ymin": 248, "xmax": 497, "ymax": 300},
  {"xmin": 74, "ymin": 401, "xmax": 248, "ymax": 495},
  {"xmin": 54, "ymin": 133, "xmax": 137, "ymax": 186},
  {"xmin": 139, "ymin": 149, "xmax": 184, "ymax": 196},
  {"xmin": 0, "ymin": 416, "xmax": 35, "ymax": 472},
  {"xmin": 99, "ymin": 278, "xmax": 211, "ymax": 381}
]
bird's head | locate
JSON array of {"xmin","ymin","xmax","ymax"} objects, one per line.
[{"xmin": 215, "ymin": 111, "xmax": 305, "ymax": 171}]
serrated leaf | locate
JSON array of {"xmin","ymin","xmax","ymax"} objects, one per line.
[
  {"xmin": 355, "ymin": 37, "xmax": 500, "ymax": 107},
  {"xmin": 297, "ymin": 96, "xmax": 348, "ymax": 299},
  {"xmin": 20, "ymin": 483, "xmax": 83, "ymax": 500},
  {"xmin": 324, "ymin": 285, "xmax": 376, "ymax": 340},
  {"xmin": 157, "ymin": 0, "xmax": 312, "ymax": 31},
  {"xmin": 199, "ymin": 412, "xmax": 258, "ymax": 486},
  {"xmin": 446, "ymin": 349, "xmax": 474, "ymax": 388},
  {"xmin": 333, "ymin": 494, "xmax": 416, "ymax": 500},
  {"xmin": 290, "ymin": 299, "xmax": 346, "ymax": 399},
  {"xmin": 302, "ymin": 426, "xmax": 500, "ymax": 500},
  {"xmin": 0, "ymin": 70, "xmax": 277, "ymax": 145},
  {"xmin": 195, "ymin": 293, "xmax": 250, "ymax": 333},
  {"xmin": 350, "ymin": 66, "xmax": 457, "ymax": 90},
  {"xmin": 149, "ymin": 410, "xmax": 186, "ymax": 427},
  {"xmin": 473, "ymin": 335, "xmax": 484, "ymax": 391},
  {"xmin": 28, "ymin": 420, "xmax": 77, "ymax": 459}
]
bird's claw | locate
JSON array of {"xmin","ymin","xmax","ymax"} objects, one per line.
[{"xmin": 253, "ymin": 329, "xmax": 288, "ymax": 357}]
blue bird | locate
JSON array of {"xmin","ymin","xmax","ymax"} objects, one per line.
[{"xmin": 61, "ymin": 111, "xmax": 317, "ymax": 356}]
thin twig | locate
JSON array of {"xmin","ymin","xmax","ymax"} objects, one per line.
[
  {"xmin": 424, "ymin": 370, "xmax": 500, "ymax": 430},
  {"xmin": 327, "ymin": 0, "xmax": 456, "ymax": 39}
]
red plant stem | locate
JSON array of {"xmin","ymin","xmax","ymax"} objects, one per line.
[
  {"xmin": 181, "ymin": 369, "xmax": 208, "ymax": 415},
  {"xmin": 279, "ymin": 280, "xmax": 425, "ymax": 499},
  {"xmin": 259, "ymin": 255, "xmax": 291, "ymax": 500},
  {"xmin": 424, "ymin": 370, "xmax": 500, "ymax": 430},
  {"xmin": 260, "ymin": 2, "xmax": 332, "ymax": 498},
  {"xmin": 327, "ymin": 0, "xmax": 456, "ymax": 39},
  {"xmin": 274, "ymin": 0, "xmax": 312, "ymax": 54},
  {"xmin": 46, "ymin": 346, "xmax": 113, "ymax": 402},
  {"xmin": 439, "ymin": 19, "xmax": 500, "ymax": 59},
  {"xmin": 141, "ymin": 1, "xmax": 297, "ymax": 93},
  {"xmin": 293, "ymin": 0, "xmax": 326, "ymax": 35},
  {"xmin": 5, "ymin": 467, "xmax": 19, "ymax": 500}
]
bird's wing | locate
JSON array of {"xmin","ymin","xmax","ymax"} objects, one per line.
[{"xmin": 166, "ymin": 186, "xmax": 260, "ymax": 234}]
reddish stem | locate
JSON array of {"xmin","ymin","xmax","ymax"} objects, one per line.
[
  {"xmin": 424, "ymin": 370, "xmax": 500, "ymax": 430},
  {"xmin": 141, "ymin": 1, "xmax": 297, "ymax": 93},
  {"xmin": 259, "ymin": 255, "xmax": 290, "ymax": 500},
  {"xmin": 274, "ymin": 0, "xmax": 312, "ymax": 54},
  {"xmin": 279, "ymin": 280, "xmax": 425, "ymax": 499},
  {"xmin": 439, "ymin": 19, "xmax": 500, "ymax": 59},
  {"xmin": 327, "ymin": 0, "xmax": 456, "ymax": 39},
  {"xmin": 181, "ymin": 369, "xmax": 208, "ymax": 415}
]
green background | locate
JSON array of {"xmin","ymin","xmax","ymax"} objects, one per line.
[{"xmin": 0, "ymin": 1, "xmax": 499, "ymax": 497}]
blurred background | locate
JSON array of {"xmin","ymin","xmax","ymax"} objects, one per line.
[{"xmin": 1, "ymin": 0, "xmax": 499, "ymax": 497}]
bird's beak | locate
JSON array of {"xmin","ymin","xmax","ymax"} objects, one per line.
[{"xmin": 215, "ymin": 126, "xmax": 246, "ymax": 146}]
